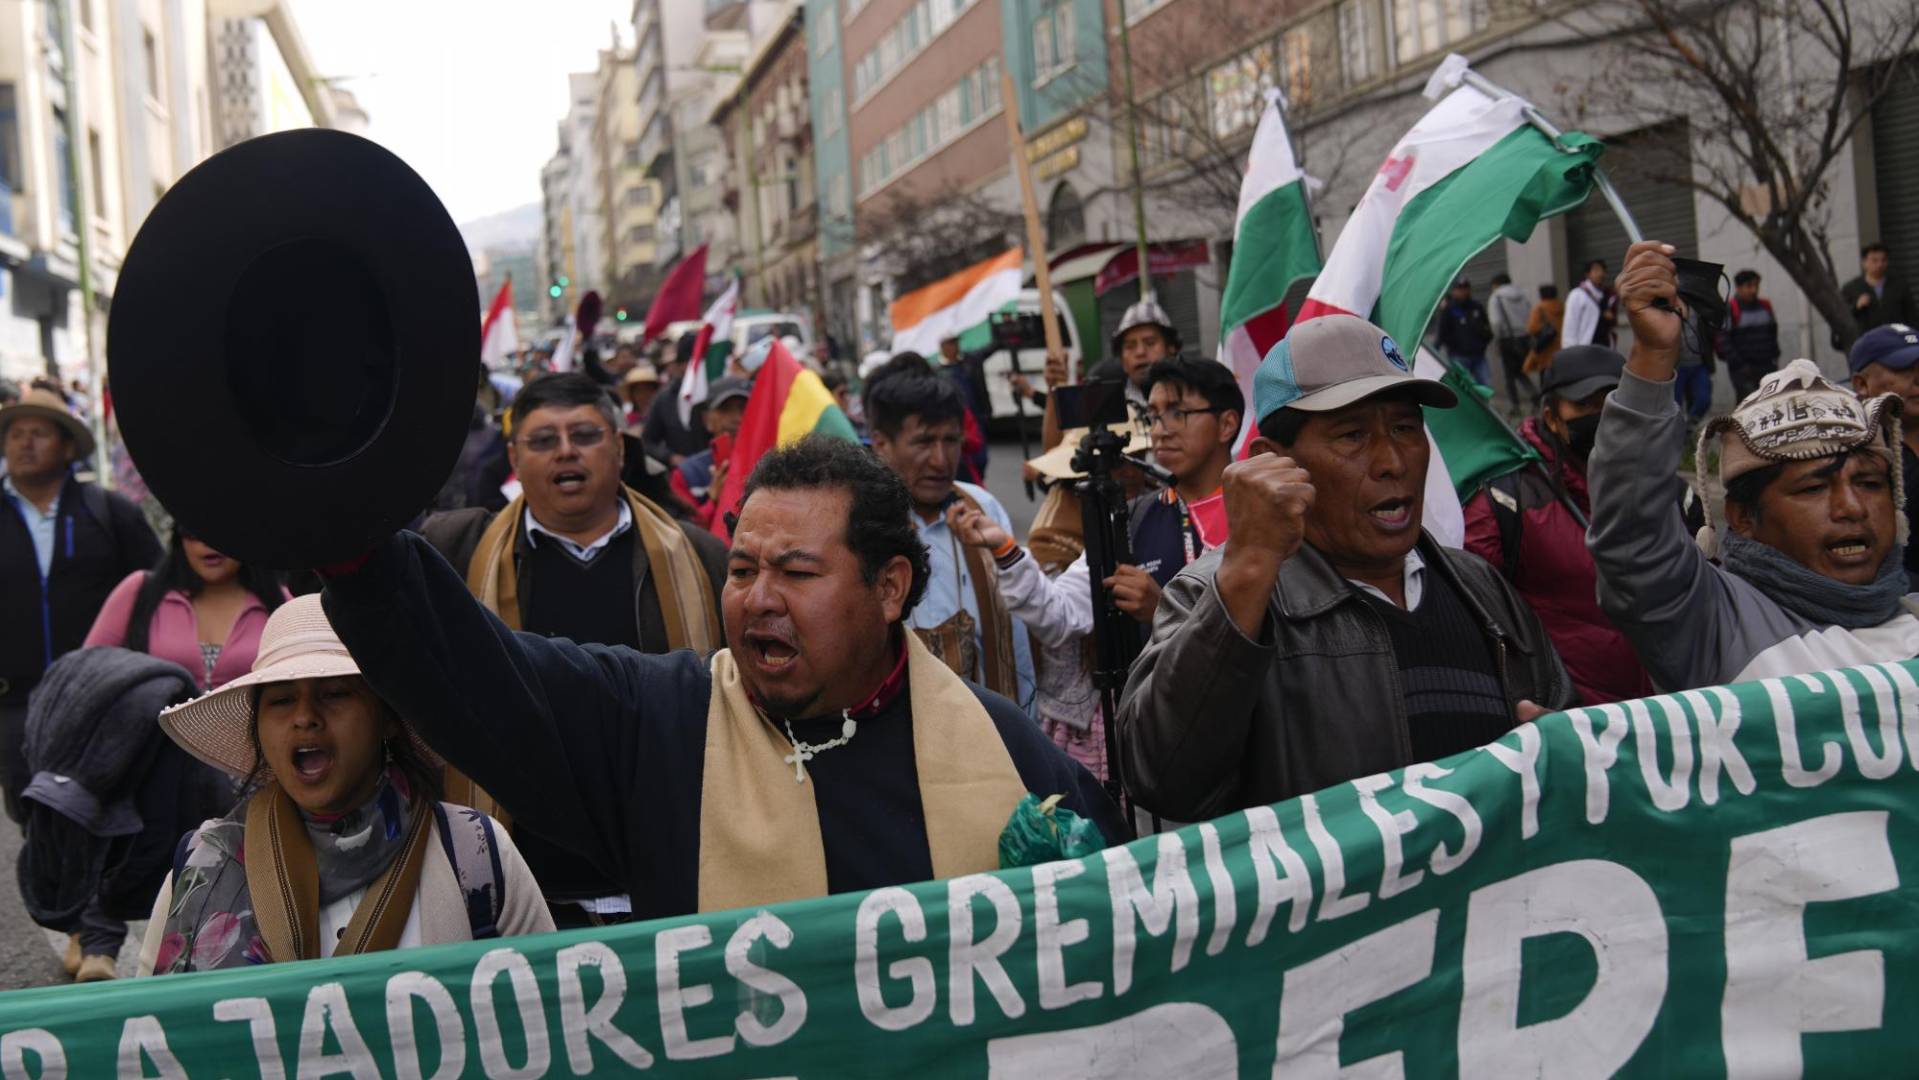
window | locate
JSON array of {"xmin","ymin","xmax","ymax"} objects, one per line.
[
  {"xmin": 856, "ymin": 58, "xmax": 1000, "ymax": 196},
  {"xmin": 1339, "ymin": 0, "xmax": 1380, "ymax": 85},
  {"xmin": 1033, "ymin": 3, "xmax": 1075, "ymax": 84},
  {"xmin": 0, "ymin": 84, "xmax": 19, "ymax": 194},
  {"xmin": 143, "ymin": 28, "xmax": 161, "ymax": 98},
  {"xmin": 852, "ymin": 0, "xmax": 981, "ymax": 101},
  {"xmin": 819, "ymin": 87, "xmax": 844, "ymax": 138},
  {"xmin": 1391, "ymin": 0, "xmax": 1485, "ymax": 65},
  {"xmin": 1047, "ymin": 183, "xmax": 1084, "ymax": 249},
  {"xmin": 1280, "ymin": 27, "xmax": 1312, "ymax": 107},
  {"xmin": 1208, "ymin": 46, "xmax": 1272, "ymax": 139},
  {"xmin": 86, "ymin": 129, "xmax": 104, "ymax": 214},
  {"xmin": 52, "ymin": 108, "xmax": 75, "ymax": 231},
  {"xmin": 814, "ymin": 2, "xmax": 838, "ymax": 56}
]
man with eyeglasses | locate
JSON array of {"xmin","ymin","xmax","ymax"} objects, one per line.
[
  {"xmin": 947, "ymin": 357, "xmax": 1242, "ymax": 777},
  {"xmin": 418, "ymin": 370, "xmax": 726, "ymax": 930}
]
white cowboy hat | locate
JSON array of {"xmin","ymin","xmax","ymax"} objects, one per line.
[
  {"xmin": 1026, "ymin": 423, "xmax": 1154, "ymax": 482},
  {"xmin": 158, "ymin": 594, "xmax": 440, "ymax": 779}
]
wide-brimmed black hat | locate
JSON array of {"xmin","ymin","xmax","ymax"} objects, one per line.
[{"xmin": 109, "ymin": 129, "xmax": 475, "ymax": 568}]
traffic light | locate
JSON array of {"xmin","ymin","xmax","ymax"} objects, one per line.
[
  {"xmin": 549, "ymin": 284, "xmax": 563, "ymax": 298},
  {"xmin": 615, "ymin": 307, "xmax": 628, "ymax": 322},
  {"xmin": 558, "ymin": 276, "xmax": 570, "ymax": 288}
]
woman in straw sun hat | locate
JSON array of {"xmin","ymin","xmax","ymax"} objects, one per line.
[{"xmin": 136, "ymin": 594, "xmax": 551, "ymax": 975}]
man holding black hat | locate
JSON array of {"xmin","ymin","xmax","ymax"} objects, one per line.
[
  {"xmin": 1463, "ymin": 346, "xmax": 1697, "ymax": 704},
  {"xmin": 1, "ymin": 389, "xmax": 162, "ymax": 826},
  {"xmin": 1118, "ymin": 315, "xmax": 1573, "ymax": 822},
  {"xmin": 1848, "ymin": 322, "xmax": 1919, "ymax": 583},
  {"xmin": 418, "ymin": 370, "xmax": 726, "ymax": 927}
]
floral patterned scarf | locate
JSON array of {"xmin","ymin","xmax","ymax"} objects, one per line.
[{"xmin": 154, "ymin": 771, "xmax": 417, "ymax": 974}]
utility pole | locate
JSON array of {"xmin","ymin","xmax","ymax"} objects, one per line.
[
  {"xmin": 56, "ymin": 0, "xmax": 108, "ymax": 485},
  {"xmin": 1113, "ymin": 0, "xmax": 1153, "ymax": 304}
]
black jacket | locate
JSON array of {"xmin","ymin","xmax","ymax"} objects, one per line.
[
  {"xmin": 417, "ymin": 498, "xmax": 726, "ymax": 655},
  {"xmin": 1840, "ymin": 274, "xmax": 1917, "ymax": 340},
  {"xmin": 322, "ymin": 533, "xmax": 1122, "ymax": 919},
  {"xmin": 1, "ymin": 477, "xmax": 162, "ymax": 703},
  {"xmin": 1118, "ymin": 534, "xmax": 1575, "ymax": 821},
  {"xmin": 19, "ymin": 646, "xmax": 230, "ymax": 927},
  {"xmin": 641, "ymin": 374, "xmax": 710, "ymax": 463}
]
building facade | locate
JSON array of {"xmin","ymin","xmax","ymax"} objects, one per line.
[
  {"xmin": 714, "ymin": 6, "xmax": 817, "ymax": 316},
  {"xmin": 0, "ymin": 0, "xmax": 338, "ymax": 383}
]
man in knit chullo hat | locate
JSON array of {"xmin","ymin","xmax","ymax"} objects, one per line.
[{"xmin": 1587, "ymin": 240, "xmax": 1919, "ymax": 690}]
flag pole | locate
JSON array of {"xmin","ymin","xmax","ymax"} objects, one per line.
[
  {"xmin": 1114, "ymin": 3, "xmax": 1153, "ymax": 303},
  {"xmin": 1268, "ymin": 86, "xmax": 1324, "ymax": 264},
  {"xmin": 998, "ymin": 65, "xmax": 1053, "ymax": 499},
  {"xmin": 1447, "ymin": 65, "xmax": 1644, "ymax": 244}
]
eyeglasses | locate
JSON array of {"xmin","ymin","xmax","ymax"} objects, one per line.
[
  {"xmin": 518, "ymin": 424, "xmax": 610, "ymax": 453},
  {"xmin": 1143, "ymin": 406, "xmax": 1223, "ymax": 432}
]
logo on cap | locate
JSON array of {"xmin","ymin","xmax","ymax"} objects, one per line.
[{"xmin": 1381, "ymin": 335, "xmax": 1409, "ymax": 372}]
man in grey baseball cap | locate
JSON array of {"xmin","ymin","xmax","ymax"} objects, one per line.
[{"xmin": 1118, "ymin": 314, "xmax": 1572, "ymax": 820}]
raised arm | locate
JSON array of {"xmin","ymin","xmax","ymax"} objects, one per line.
[
  {"xmin": 1586, "ymin": 242, "xmax": 1745, "ymax": 689},
  {"xmin": 321, "ymin": 532, "xmax": 702, "ymax": 877}
]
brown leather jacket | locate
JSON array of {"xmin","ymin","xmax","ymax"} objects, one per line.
[{"xmin": 1116, "ymin": 533, "xmax": 1574, "ymax": 821}]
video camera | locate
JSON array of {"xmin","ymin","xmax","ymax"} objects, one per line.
[{"xmin": 990, "ymin": 311, "xmax": 1050, "ymax": 352}]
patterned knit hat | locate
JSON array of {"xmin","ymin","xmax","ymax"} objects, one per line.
[{"xmin": 1695, "ymin": 358, "xmax": 1905, "ymax": 549}]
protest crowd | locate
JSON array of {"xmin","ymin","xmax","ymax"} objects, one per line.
[{"xmin": 1, "ymin": 30, "xmax": 1918, "ymax": 1076}]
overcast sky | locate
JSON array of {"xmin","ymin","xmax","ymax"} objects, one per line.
[{"xmin": 289, "ymin": 0, "xmax": 632, "ymax": 225}]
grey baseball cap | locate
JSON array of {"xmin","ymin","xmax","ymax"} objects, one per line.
[
  {"xmin": 1253, "ymin": 314, "xmax": 1457, "ymax": 423},
  {"xmin": 708, "ymin": 376, "xmax": 752, "ymax": 407}
]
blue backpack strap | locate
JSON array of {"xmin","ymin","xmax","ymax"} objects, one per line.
[{"xmin": 432, "ymin": 803, "xmax": 505, "ymax": 940}]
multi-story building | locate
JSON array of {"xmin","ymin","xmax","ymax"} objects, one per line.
[
  {"xmin": 713, "ymin": 6, "xmax": 816, "ymax": 315},
  {"xmin": 803, "ymin": 0, "xmax": 856, "ymax": 351},
  {"xmin": 538, "ymin": 149, "xmax": 570, "ymax": 325},
  {"xmin": 594, "ymin": 34, "xmax": 658, "ymax": 313},
  {"xmin": 560, "ymin": 70, "xmax": 604, "ymax": 308},
  {"xmin": 0, "ymin": 0, "xmax": 340, "ymax": 383}
]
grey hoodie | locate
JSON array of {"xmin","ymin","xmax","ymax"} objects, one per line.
[{"xmin": 1586, "ymin": 369, "xmax": 1919, "ymax": 690}]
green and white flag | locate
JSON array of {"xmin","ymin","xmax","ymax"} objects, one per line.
[
  {"xmin": 1297, "ymin": 55, "xmax": 1606, "ymax": 524},
  {"xmin": 1219, "ymin": 88, "xmax": 1322, "ymax": 451},
  {"xmin": 5, "ymin": 661, "xmax": 1918, "ymax": 1076}
]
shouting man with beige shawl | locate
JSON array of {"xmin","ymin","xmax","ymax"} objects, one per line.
[{"xmin": 322, "ymin": 436, "xmax": 1123, "ymax": 919}]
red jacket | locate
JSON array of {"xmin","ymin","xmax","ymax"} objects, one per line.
[{"xmin": 1462, "ymin": 417, "xmax": 1654, "ymax": 705}]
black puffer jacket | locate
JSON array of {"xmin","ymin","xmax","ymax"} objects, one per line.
[{"xmin": 18, "ymin": 647, "xmax": 231, "ymax": 928}]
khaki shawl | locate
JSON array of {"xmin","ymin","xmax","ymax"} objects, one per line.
[
  {"xmin": 243, "ymin": 784, "xmax": 430, "ymax": 962},
  {"xmin": 451, "ymin": 486, "xmax": 723, "ymax": 821},
  {"xmin": 696, "ymin": 633, "xmax": 1028, "ymax": 912}
]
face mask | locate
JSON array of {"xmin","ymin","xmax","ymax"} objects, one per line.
[{"xmin": 1564, "ymin": 413, "xmax": 1602, "ymax": 460}]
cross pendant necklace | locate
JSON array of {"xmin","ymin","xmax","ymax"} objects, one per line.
[{"xmin": 781, "ymin": 712, "xmax": 859, "ymax": 783}]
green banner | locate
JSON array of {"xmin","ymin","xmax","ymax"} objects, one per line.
[{"xmin": 4, "ymin": 662, "xmax": 1917, "ymax": 1077}]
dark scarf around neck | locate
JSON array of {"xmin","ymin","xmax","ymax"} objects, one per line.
[{"xmin": 1720, "ymin": 530, "xmax": 1911, "ymax": 630}]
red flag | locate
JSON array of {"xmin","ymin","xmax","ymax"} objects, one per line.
[
  {"xmin": 480, "ymin": 277, "xmax": 518, "ymax": 369},
  {"xmin": 643, "ymin": 245, "xmax": 709, "ymax": 345}
]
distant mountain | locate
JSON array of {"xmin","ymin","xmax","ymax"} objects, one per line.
[{"xmin": 460, "ymin": 202, "xmax": 541, "ymax": 256}]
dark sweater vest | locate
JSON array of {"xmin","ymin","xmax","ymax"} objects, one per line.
[
  {"xmin": 519, "ymin": 528, "xmax": 642, "ymax": 652},
  {"xmin": 1358, "ymin": 572, "xmax": 1514, "ymax": 763}
]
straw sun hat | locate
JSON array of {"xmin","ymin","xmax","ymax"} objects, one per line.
[{"xmin": 159, "ymin": 594, "xmax": 439, "ymax": 779}]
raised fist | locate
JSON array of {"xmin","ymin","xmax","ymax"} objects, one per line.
[
  {"xmin": 1221, "ymin": 454, "xmax": 1315, "ymax": 568},
  {"xmin": 1617, "ymin": 241, "xmax": 1684, "ymax": 357}
]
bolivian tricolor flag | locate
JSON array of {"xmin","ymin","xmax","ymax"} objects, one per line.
[{"xmin": 710, "ymin": 340, "xmax": 860, "ymax": 542}]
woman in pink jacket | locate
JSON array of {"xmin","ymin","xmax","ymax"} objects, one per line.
[
  {"xmin": 60, "ymin": 528, "xmax": 286, "ymax": 981},
  {"xmin": 85, "ymin": 529, "xmax": 288, "ymax": 693}
]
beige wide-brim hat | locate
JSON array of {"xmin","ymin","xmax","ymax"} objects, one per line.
[
  {"xmin": 1027, "ymin": 424, "xmax": 1155, "ymax": 482},
  {"xmin": 159, "ymin": 593, "xmax": 440, "ymax": 779},
  {"xmin": 0, "ymin": 388, "xmax": 95, "ymax": 459}
]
